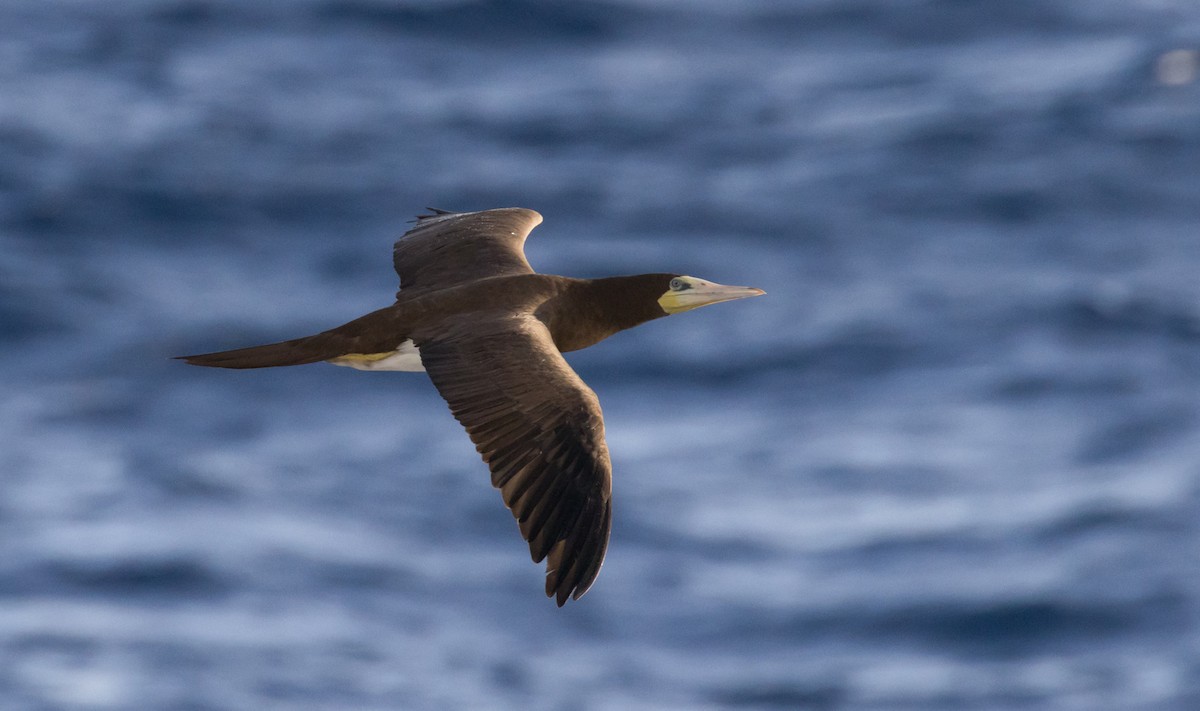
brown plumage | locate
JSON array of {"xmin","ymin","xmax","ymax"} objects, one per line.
[{"xmin": 179, "ymin": 208, "xmax": 764, "ymax": 605}]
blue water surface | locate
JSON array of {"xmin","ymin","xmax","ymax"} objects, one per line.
[{"xmin": 3, "ymin": 1, "xmax": 1200, "ymax": 709}]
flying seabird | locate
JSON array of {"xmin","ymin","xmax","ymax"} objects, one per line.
[{"xmin": 179, "ymin": 208, "xmax": 764, "ymax": 605}]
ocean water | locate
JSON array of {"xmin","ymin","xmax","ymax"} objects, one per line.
[{"xmin": 3, "ymin": 1, "xmax": 1200, "ymax": 709}]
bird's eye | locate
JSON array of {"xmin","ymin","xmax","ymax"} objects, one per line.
[{"xmin": 670, "ymin": 278, "xmax": 686, "ymax": 291}]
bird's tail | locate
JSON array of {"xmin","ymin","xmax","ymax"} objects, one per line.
[
  {"xmin": 176, "ymin": 336, "xmax": 331, "ymax": 369},
  {"xmin": 178, "ymin": 306, "xmax": 400, "ymax": 369}
]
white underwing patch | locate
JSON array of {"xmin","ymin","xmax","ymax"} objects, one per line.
[{"xmin": 329, "ymin": 339, "xmax": 426, "ymax": 372}]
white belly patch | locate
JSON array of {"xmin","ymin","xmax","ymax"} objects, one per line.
[{"xmin": 328, "ymin": 339, "xmax": 425, "ymax": 372}]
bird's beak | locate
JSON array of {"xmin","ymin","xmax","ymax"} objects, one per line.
[{"xmin": 659, "ymin": 279, "xmax": 766, "ymax": 314}]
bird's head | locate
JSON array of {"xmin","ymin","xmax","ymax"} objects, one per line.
[{"xmin": 656, "ymin": 275, "xmax": 766, "ymax": 315}]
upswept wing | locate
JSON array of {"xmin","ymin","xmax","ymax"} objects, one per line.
[
  {"xmin": 415, "ymin": 315, "xmax": 613, "ymax": 605},
  {"xmin": 394, "ymin": 208, "xmax": 543, "ymax": 296}
]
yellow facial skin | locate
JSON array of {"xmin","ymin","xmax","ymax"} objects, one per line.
[{"xmin": 657, "ymin": 276, "xmax": 766, "ymax": 314}]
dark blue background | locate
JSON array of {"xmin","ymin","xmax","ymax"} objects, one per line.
[{"xmin": 3, "ymin": 1, "xmax": 1199, "ymax": 709}]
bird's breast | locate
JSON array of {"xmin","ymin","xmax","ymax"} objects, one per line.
[{"xmin": 327, "ymin": 339, "xmax": 426, "ymax": 372}]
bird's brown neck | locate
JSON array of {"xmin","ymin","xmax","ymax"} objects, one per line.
[{"xmin": 538, "ymin": 275, "xmax": 671, "ymax": 353}]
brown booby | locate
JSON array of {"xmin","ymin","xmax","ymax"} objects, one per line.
[{"xmin": 179, "ymin": 208, "xmax": 764, "ymax": 605}]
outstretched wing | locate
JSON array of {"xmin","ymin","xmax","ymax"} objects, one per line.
[
  {"xmin": 394, "ymin": 208, "xmax": 542, "ymax": 296},
  {"xmin": 415, "ymin": 315, "xmax": 613, "ymax": 606}
]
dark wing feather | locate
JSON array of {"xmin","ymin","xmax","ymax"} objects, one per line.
[
  {"xmin": 415, "ymin": 316, "xmax": 612, "ymax": 605},
  {"xmin": 394, "ymin": 208, "xmax": 542, "ymax": 296}
]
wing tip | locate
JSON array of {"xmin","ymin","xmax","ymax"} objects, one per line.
[
  {"xmin": 541, "ymin": 514, "xmax": 608, "ymax": 607},
  {"xmin": 520, "ymin": 208, "xmax": 544, "ymax": 228},
  {"xmin": 410, "ymin": 207, "xmax": 542, "ymax": 226},
  {"xmin": 546, "ymin": 574, "xmax": 596, "ymax": 607}
]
